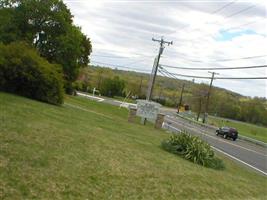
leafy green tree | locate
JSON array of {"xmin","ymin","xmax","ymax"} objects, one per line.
[
  {"xmin": 190, "ymin": 83, "xmax": 208, "ymax": 121},
  {"xmin": 0, "ymin": 42, "xmax": 64, "ymax": 104},
  {"xmin": 0, "ymin": 0, "xmax": 92, "ymax": 93},
  {"xmin": 100, "ymin": 76, "xmax": 125, "ymax": 97}
]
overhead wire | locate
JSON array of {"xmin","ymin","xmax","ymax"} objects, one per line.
[
  {"xmin": 160, "ymin": 66, "xmax": 267, "ymax": 80},
  {"xmin": 160, "ymin": 64, "xmax": 267, "ymax": 70},
  {"xmin": 91, "ymin": 61, "xmax": 151, "ymax": 73},
  {"xmin": 210, "ymin": 0, "xmax": 238, "ymax": 14},
  {"xmin": 163, "ymin": 53, "xmax": 267, "ymax": 64},
  {"xmin": 176, "ymin": 2, "xmax": 256, "ymax": 37},
  {"xmin": 223, "ymin": 4, "xmax": 256, "ymax": 19},
  {"xmin": 166, "ymin": 17, "xmax": 265, "ymax": 61},
  {"xmin": 176, "ymin": 0, "xmax": 238, "ymax": 33}
]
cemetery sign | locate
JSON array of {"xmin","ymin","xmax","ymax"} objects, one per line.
[{"xmin": 136, "ymin": 100, "xmax": 161, "ymax": 119}]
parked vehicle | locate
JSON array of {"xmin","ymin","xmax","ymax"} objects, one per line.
[{"xmin": 216, "ymin": 127, "xmax": 238, "ymax": 141}]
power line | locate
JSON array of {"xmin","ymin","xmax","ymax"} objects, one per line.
[
  {"xmin": 210, "ymin": 0, "xmax": 238, "ymax": 14},
  {"xmin": 160, "ymin": 68, "xmax": 267, "ymax": 80},
  {"xmin": 160, "ymin": 64, "xmax": 267, "ymax": 71},
  {"xmin": 214, "ymin": 76, "xmax": 267, "ymax": 80},
  {"xmin": 176, "ymin": 3, "xmax": 260, "ymax": 45},
  {"xmin": 91, "ymin": 61, "xmax": 151, "ymax": 73},
  {"xmin": 161, "ymin": 69, "xmax": 211, "ymax": 79},
  {"xmin": 224, "ymin": 4, "xmax": 256, "ymax": 19},
  {"xmin": 164, "ymin": 53, "xmax": 266, "ymax": 64},
  {"xmin": 92, "ymin": 53, "xmax": 154, "ymax": 59},
  {"xmin": 179, "ymin": 3, "xmax": 256, "ymax": 36},
  {"xmin": 177, "ymin": 0, "xmax": 238, "ymax": 33},
  {"xmin": 92, "ymin": 55, "xmax": 130, "ymax": 59},
  {"xmin": 91, "ymin": 61, "xmax": 267, "ymax": 80},
  {"xmin": 167, "ymin": 18, "xmax": 265, "ymax": 58},
  {"xmin": 213, "ymin": 55, "xmax": 267, "ymax": 62},
  {"xmin": 159, "ymin": 66, "xmax": 177, "ymax": 79},
  {"xmin": 124, "ymin": 59, "xmax": 147, "ymax": 66},
  {"xmin": 199, "ymin": 18, "xmax": 265, "ymax": 41}
]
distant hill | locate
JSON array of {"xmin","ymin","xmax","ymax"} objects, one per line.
[{"xmin": 76, "ymin": 65, "xmax": 267, "ymax": 126}]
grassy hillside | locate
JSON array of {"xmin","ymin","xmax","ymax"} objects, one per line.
[{"xmin": 0, "ymin": 92, "xmax": 266, "ymax": 199}]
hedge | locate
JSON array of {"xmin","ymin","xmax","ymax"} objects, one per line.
[{"xmin": 0, "ymin": 42, "xmax": 64, "ymax": 105}]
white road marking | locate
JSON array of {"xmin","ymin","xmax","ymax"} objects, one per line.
[
  {"xmin": 77, "ymin": 92, "xmax": 104, "ymax": 102},
  {"xmin": 211, "ymin": 146, "xmax": 267, "ymax": 176},
  {"xmin": 164, "ymin": 122, "xmax": 267, "ymax": 176},
  {"xmin": 114, "ymin": 100, "xmax": 137, "ymax": 108},
  {"xmin": 162, "ymin": 122, "xmax": 181, "ymax": 132},
  {"xmin": 166, "ymin": 118, "xmax": 267, "ymax": 157}
]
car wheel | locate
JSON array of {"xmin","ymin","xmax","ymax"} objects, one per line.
[
  {"xmin": 216, "ymin": 131, "xmax": 219, "ymax": 136},
  {"xmin": 223, "ymin": 134, "xmax": 227, "ymax": 139}
]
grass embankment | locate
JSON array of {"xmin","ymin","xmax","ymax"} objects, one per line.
[
  {"xmin": 208, "ymin": 116, "xmax": 267, "ymax": 143},
  {"xmin": 0, "ymin": 92, "xmax": 266, "ymax": 199}
]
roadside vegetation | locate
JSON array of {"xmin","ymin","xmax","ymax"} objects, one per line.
[
  {"xmin": 1, "ymin": 92, "xmax": 266, "ymax": 199},
  {"xmin": 161, "ymin": 132, "xmax": 225, "ymax": 170}
]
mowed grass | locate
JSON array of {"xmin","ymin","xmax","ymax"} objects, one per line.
[
  {"xmin": 208, "ymin": 116, "xmax": 267, "ymax": 143},
  {"xmin": 0, "ymin": 92, "xmax": 266, "ymax": 200}
]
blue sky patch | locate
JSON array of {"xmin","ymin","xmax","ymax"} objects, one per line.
[{"xmin": 216, "ymin": 29, "xmax": 256, "ymax": 41}]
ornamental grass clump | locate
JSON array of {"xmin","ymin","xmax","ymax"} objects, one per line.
[{"xmin": 162, "ymin": 131, "xmax": 225, "ymax": 170}]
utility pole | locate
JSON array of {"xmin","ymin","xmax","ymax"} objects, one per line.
[
  {"xmin": 177, "ymin": 83, "xmax": 185, "ymax": 114},
  {"xmin": 139, "ymin": 76, "xmax": 143, "ymax": 96},
  {"xmin": 202, "ymin": 71, "xmax": 219, "ymax": 123},
  {"xmin": 146, "ymin": 37, "xmax": 173, "ymax": 101}
]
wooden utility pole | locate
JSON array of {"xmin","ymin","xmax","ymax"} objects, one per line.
[
  {"xmin": 177, "ymin": 83, "xmax": 185, "ymax": 114},
  {"xmin": 139, "ymin": 76, "xmax": 143, "ymax": 96},
  {"xmin": 146, "ymin": 37, "xmax": 173, "ymax": 101},
  {"xmin": 197, "ymin": 98, "xmax": 202, "ymax": 121},
  {"xmin": 202, "ymin": 71, "xmax": 219, "ymax": 123}
]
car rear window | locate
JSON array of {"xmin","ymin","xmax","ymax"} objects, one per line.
[{"xmin": 230, "ymin": 128, "xmax": 237, "ymax": 132}]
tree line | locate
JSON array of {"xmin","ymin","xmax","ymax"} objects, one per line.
[{"xmin": 75, "ymin": 66, "xmax": 267, "ymax": 126}]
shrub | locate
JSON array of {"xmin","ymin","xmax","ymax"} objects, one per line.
[
  {"xmin": 100, "ymin": 76, "xmax": 125, "ymax": 97},
  {"xmin": 72, "ymin": 80, "xmax": 90, "ymax": 92},
  {"xmin": 162, "ymin": 132, "xmax": 225, "ymax": 170},
  {"xmin": 0, "ymin": 42, "xmax": 64, "ymax": 105}
]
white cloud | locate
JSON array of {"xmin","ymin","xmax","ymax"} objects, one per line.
[{"xmin": 64, "ymin": 0, "xmax": 267, "ymax": 98}]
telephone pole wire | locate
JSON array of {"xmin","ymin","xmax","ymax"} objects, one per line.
[
  {"xmin": 203, "ymin": 71, "xmax": 219, "ymax": 123},
  {"xmin": 146, "ymin": 37, "xmax": 173, "ymax": 100}
]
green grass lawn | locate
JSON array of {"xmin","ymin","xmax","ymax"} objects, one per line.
[
  {"xmin": 208, "ymin": 116, "xmax": 267, "ymax": 143},
  {"xmin": 0, "ymin": 92, "xmax": 266, "ymax": 199}
]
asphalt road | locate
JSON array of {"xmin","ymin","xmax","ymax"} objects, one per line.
[
  {"xmin": 76, "ymin": 92, "xmax": 267, "ymax": 176},
  {"xmin": 164, "ymin": 115, "xmax": 267, "ymax": 176}
]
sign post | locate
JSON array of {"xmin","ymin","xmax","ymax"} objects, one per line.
[{"xmin": 136, "ymin": 100, "xmax": 161, "ymax": 124}]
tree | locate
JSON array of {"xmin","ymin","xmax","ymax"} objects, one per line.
[
  {"xmin": 0, "ymin": 42, "xmax": 64, "ymax": 104},
  {"xmin": 190, "ymin": 83, "xmax": 209, "ymax": 121},
  {"xmin": 0, "ymin": 0, "xmax": 92, "ymax": 93},
  {"xmin": 100, "ymin": 76, "xmax": 125, "ymax": 97}
]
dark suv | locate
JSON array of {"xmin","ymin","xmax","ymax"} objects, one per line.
[{"xmin": 216, "ymin": 127, "xmax": 238, "ymax": 141}]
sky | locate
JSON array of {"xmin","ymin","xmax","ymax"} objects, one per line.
[{"xmin": 64, "ymin": 0, "xmax": 267, "ymax": 98}]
